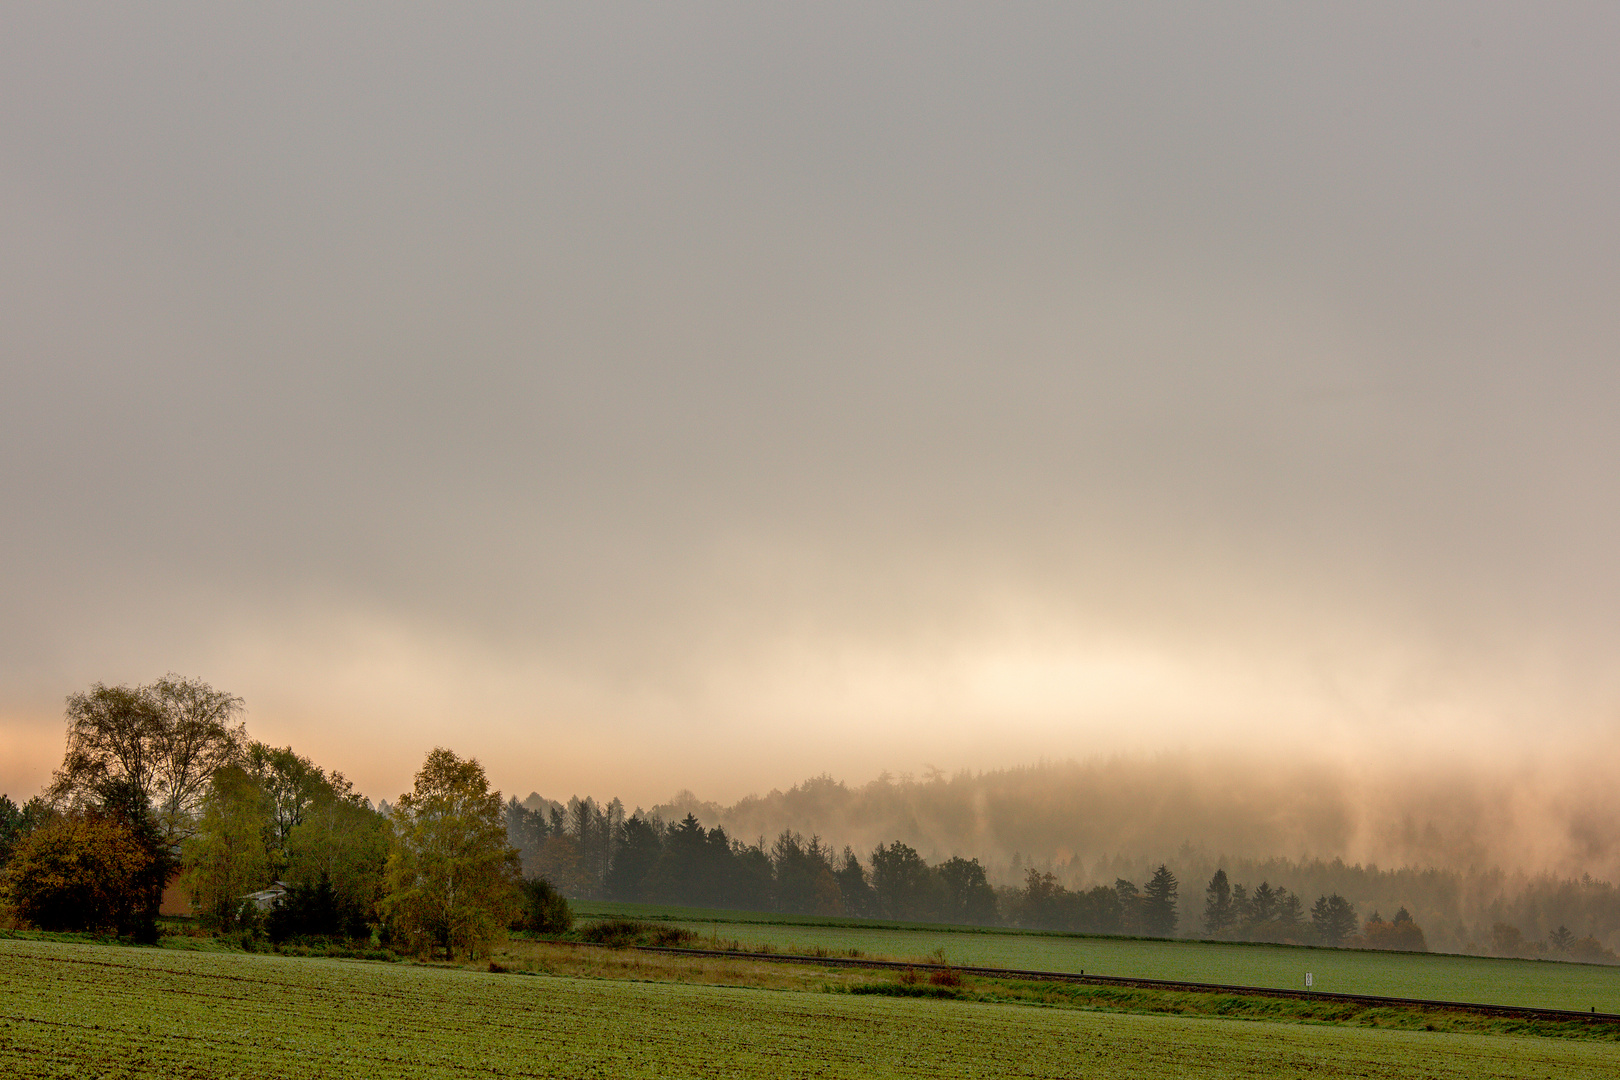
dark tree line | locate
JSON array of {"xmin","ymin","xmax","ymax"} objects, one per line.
[
  {"xmin": 505, "ymin": 799, "xmax": 996, "ymax": 923},
  {"xmin": 1204, "ymin": 869, "xmax": 1309, "ymax": 941},
  {"xmin": 1012, "ymin": 865, "xmax": 1179, "ymax": 936},
  {"xmin": 16, "ymin": 678, "xmax": 1612, "ymax": 961},
  {"xmin": 1204, "ymin": 868, "xmax": 1378, "ymax": 948}
]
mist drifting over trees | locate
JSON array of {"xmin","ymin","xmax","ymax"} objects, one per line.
[
  {"xmin": 518, "ymin": 755, "xmax": 1620, "ymax": 956},
  {"xmin": 631, "ymin": 756, "xmax": 1620, "ymax": 884}
]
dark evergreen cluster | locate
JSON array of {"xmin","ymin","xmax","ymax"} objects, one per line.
[
  {"xmin": 264, "ymin": 873, "xmax": 372, "ymax": 942},
  {"xmin": 1011, "ymin": 865, "xmax": 1180, "ymax": 935},
  {"xmin": 505, "ymin": 798, "xmax": 997, "ymax": 923},
  {"xmin": 1202, "ymin": 869, "xmax": 1311, "ymax": 941}
]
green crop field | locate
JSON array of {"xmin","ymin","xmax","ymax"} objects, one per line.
[
  {"xmin": 576, "ymin": 901, "xmax": 1620, "ymax": 1013},
  {"xmin": 4, "ymin": 938, "xmax": 1618, "ymax": 1079}
]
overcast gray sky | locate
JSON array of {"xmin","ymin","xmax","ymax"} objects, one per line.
[{"xmin": 3, "ymin": 4, "xmax": 1618, "ymax": 813}]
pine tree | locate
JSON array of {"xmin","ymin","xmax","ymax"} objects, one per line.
[
  {"xmin": 1276, "ymin": 889, "xmax": 1304, "ymax": 927},
  {"xmin": 1142, "ymin": 865, "xmax": 1179, "ymax": 936},
  {"xmin": 1249, "ymin": 881, "xmax": 1278, "ymax": 924},
  {"xmin": 834, "ymin": 847, "xmax": 873, "ymax": 917},
  {"xmin": 1310, "ymin": 893, "xmax": 1358, "ymax": 946},
  {"xmin": 1203, "ymin": 869, "xmax": 1233, "ymax": 935}
]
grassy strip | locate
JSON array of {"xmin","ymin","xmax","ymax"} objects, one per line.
[
  {"xmin": 847, "ymin": 976, "xmax": 1620, "ymax": 1041},
  {"xmin": 0, "ymin": 924, "xmax": 403, "ymax": 961},
  {"xmin": 574, "ymin": 899, "xmax": 1137, "ymax": 938},
  {"xmin": 14, "ymin": 920, "xmax": 1616, "ymax": 1042},
  {"xmin": 478, "ymin": 939, "xmax": 887, "ymax": 993},
  {"xmin": 479, "ymin": 938, "xmax": 1620, "ymax": 1042},
  {"xmin": 604, "ymin": 911, "xmax": 1620, "ymax": 1012},
  {"xmin": 574, "ymin": 901, "xmax": 1620, "ymax": 976}
]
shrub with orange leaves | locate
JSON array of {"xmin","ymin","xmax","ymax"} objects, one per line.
[{"xmin": 2, "ymin": 811, "xmax": 156, "ymax": 934}]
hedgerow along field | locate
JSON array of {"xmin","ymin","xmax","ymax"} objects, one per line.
[
  {"xmin": 575, "ymin": 901, "xmax": 1620, "ymax": 1013},
  {"xmin": 5, "ymin": 939, "xmax": 1620, "ymax": 1079}
]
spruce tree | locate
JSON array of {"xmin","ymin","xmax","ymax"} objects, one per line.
[
  {"xmin": 1203, "ymin": 869, "xmax": 1233, "ymax": 935},
  {"xmin": 1142, "ymin": 865, "xmax": 1179, "ymax": 936}
]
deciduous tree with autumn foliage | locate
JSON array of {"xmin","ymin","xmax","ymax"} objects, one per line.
[
  {"xmin": 2, "ymin": 778, "xmax": 170, "ymax": 939},
  {"xmin": 379, "ymin": 748, "xmax": 522, "ymax": 959}
]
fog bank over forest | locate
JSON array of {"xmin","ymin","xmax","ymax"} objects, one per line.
[
  {"xmin": 7, "ymin": 7, "xmax": 1620, "ymax": 918},
  {"xmin": 587, "ymin": 754, "xmax": 1620, "ymax": 887}
]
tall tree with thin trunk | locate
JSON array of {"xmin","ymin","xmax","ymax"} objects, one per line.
[
  {"xmin": 1203, "ymin": 869, "xmax": 1233, "ymax": 935},
  {"xmin": 51, "ymin": 675, "xmax": 246, "ymax": 843},
  {"xmin": 244, "ymin": 743, "xmax": 334, "ymax": 851},
  {"xmin": 180, "ymin": 765, "xmax": 274, "ymax": 928}
]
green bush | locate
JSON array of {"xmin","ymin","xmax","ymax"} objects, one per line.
[
  {"xmin": 514, "ymin": 878, "xmax": 573, "ymax": 936},
  {"xmin": 578, "ymin": 918, "xmax": 695, "ymax": 948}
]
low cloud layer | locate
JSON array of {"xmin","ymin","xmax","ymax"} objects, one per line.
[{"xmin": 4, "ymin": 6, "xmax": 1619, "ymax": 818}]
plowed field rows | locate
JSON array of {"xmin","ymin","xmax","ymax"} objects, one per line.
[{"xmin": 3, "ymin": 938, "xmax": 1618, "ymax": 1078}]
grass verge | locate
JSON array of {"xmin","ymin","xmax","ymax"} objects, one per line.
[{"xmin": 472, "ymin": 938, "xmax": 1620, "ymax": 1041}]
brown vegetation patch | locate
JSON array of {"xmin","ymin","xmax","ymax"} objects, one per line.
[{"xmin": 578, "ymin": 918, "xmax": 698, "ymax": 948}]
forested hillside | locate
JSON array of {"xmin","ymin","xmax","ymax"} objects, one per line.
[{"xmin": 512, "ymin": 759, "xmax": 1620, "ymax": 957}]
